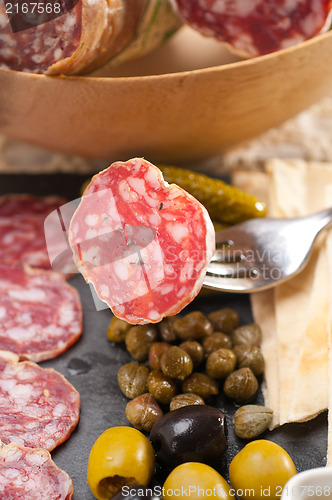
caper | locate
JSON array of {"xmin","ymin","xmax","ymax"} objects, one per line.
[
  {"xmin": 125, "ymin": 393, "xmax": 163, "ymax": 432},
  {"xmin": 148, "ymin": 370, "xmax": 178, "ymax": 405},
  {"xmin": 125, "ymin": 325, "xmax": 158, "ymax": 361},
  {"xmin": 202, "ymin": 332, "xmax": 232, "ymax": 357},
  {"xmin": 233, "ymin": 405, "xmax": 273, "ymax": 439},
  {"xmin": 223, "ymin": 367, "xmax": 258, "ymax": 403},
  {"xmin": 179, "ymin": 340, "xmax": 204, "ymax": 368},
  {"xmin": 158, "ymin": 317, "xmax": 177, "ymax": 343},
  {"xmin": 149, "ymin": 342, "xmax": 171, "ymax": 371},
  {"xmin": 206, "ymin": 348, "xmax": 237, "ymax": 379},
  {"xmin": 233, "ymin": 345, "xmax": 265, "ymax": 375},
  {"xmin": 117, "ymin": 362, "xmax": 149, "ymax": 399},
  {"xmin": 207, "ymin": 308, "xmax": 239, "ymax": 334},
  {"xmin": 182, "ymin": 372, "xmax": 219, "ymax": 401},
  {"xmin": 232, "ymin": 323, "xmax": 262, "ymax": 347},
  {"xmin": 170, "ymin": 393, "xmax": 205, "ymax": 411},
  {"xmin": 173, "ymin": 311, "xmax": 213, "ymax": 340},
  {"xmin": 160, "ymin": 346, "xmax": 193, "ymax": 381},
  {"xmin": 107, "ymin": 316, "xmax": 131, "ymax": 343}
]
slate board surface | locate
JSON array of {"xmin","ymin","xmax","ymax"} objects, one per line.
[{"xmin": 0, "ymin": 174, "xmax": 327, "ymax": 499}]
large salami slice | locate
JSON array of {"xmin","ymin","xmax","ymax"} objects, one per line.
[
  {"xmin": 0, "ymin": 262, "xmax": 82, "ymax": 362},
  {"xmin": 172, "ymin": 0, "xmax": 332, "ymax": 57},
  {"xmin": 0, "ymin": 194, "xmax": 66, "ymax": 270},
  {"xmin": 0, "ymin": 0, "xmax": 181, "ymax": 74},
  {"xmin": 0, "ymin": 350, "xmax": 80, "ymax": 451},
  {"xmin": 0, "ymin": 441, "xmax": 74, "ymax": 499},
  {"xmin": 69, "ymin": 158, "xmax": 215, "ymax": 324}
]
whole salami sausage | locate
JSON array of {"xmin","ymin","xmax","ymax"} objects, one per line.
[
  {"xmin": 0, "ymin": 262, "xmax": 82, "ymax": 362},
  {"xmin": 0, "ymin": 350, "xmax": 80, "ymax": 451},
  {"xmin": 69, "ymin": 158, "xmax": 215, "ymax": 324},
  {"xmin": 0, "ymin": 0, "xmax": 181, "ymax": 74},
  {"xmin": 0, "ymin": 442, "xmax": 74, "ymax": 499},
  {"xmin": 0, "ymin": 194, "xmax": 66, "ymax": 270},
  {"xmin": 172, "ymin": 0, "xmax": 332, "ymax": 57}
]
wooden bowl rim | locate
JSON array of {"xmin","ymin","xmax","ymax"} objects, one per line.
[{"xmin": 1, "ymin": 29, "xmax": 332, "ymax": 83}]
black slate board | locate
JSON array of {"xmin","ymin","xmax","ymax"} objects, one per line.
[{"xmin": 0, "ymin": 174, "xmax": 327, "ymax": 499}]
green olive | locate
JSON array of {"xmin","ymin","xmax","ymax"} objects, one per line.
[
  {"xmin": 163, "ymin": 462, "xmax": 231, "ymax": 500},
  {"xmin": 87, "ymin": 426, "xmax": 155, "ymax": 500},
  {"xmin": 229, "ymin": 440, "xmax": 296, "ymax": 500}
]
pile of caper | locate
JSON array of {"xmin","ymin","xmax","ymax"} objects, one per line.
[{"xmin": 109, "ymin": 308, "xmax": 267, "ymax": 436}]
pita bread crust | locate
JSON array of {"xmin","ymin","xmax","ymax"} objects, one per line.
[{"xmin": 233, "ymin": 160, "xmax": 332, "ymax": 434}]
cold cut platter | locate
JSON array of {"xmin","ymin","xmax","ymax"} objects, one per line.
[{"xmin": 0, "ymin": 171, "xmax": 327, "ymax": 500}]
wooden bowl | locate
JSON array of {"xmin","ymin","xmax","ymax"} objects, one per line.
[{"xmin": 1, "ymin": 27, "xmax": 332, "ymax": 164}]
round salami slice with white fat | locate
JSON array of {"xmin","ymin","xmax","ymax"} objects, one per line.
[
  {"xmin": 172, "ymin": 0, "xmax": 332, "ymax": 57},
  {"xmin": 69, "ymin": 158, "xmax": 215, "ymax": 324},
  {"xmin": 0, "ymin": 262, "xmax": 82, "ymax": 362},
  {"xmin": 0, "ymin": 351, "xmax": 80, "ymax": 451},
  {"xmin": 0, "ymin": 194, "xmax": 66, "ymax": 270},
  {"xmin": 0, "ymin": 441, "xmax": 74, "ymax": 499}
]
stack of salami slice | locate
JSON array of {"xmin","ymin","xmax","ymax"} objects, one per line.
[
  {"xmin": 172, "ymin": 0, "xmax": 332, "ymax": 57},
  {"xmin": 0, "ymin": 194, "xmax": 83, "ymax": 499}
]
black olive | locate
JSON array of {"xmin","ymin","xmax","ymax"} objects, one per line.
[
  {"xmin": 150, "ymin": 405, "xmax": 228, "ymax": 469},
  {"xmin": 112, "ymin": 485, "xmax": 159, "ymax": 500}
]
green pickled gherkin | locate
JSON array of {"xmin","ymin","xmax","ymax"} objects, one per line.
[
  {"xmin": 158, "ymin": 165, "xmax": 266, "ymax": 225},
  {"xmin": 212, "ymin": 221, "xmax": 230, "ymax": 232}
]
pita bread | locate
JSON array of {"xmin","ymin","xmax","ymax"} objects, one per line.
[
  {"xmin": 266, "ymin": 159, "xmax": 308, "ymax": 217},
  {"xmin": 288, "ymin": 242, "xmax": 329, "ymax": 422},
  {"xmin": 250, "ymin": 290, "xmax": 279, "ymax": 428},
  {"xmin": 286, "ymin": 171, "xmax": 332, "ymax": 423},
  {"xmin": 233, "ymin": 160, "xmax": 332, "ymax": 431},
  {"xmin": 231, "ymin": 169, "xmax": 280, "ymax": 427},
  {"xmin": 274, "ymin": 253, "xmax": 319, "ymax": 425},
  {"xmin": 265, "ymin": 160, "xmax": 313, "ymax": 425}
]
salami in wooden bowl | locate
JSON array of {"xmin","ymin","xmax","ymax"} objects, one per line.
[{"xmin": 1, "ymin": 27, "xmax": 332, "ymax": 164}]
